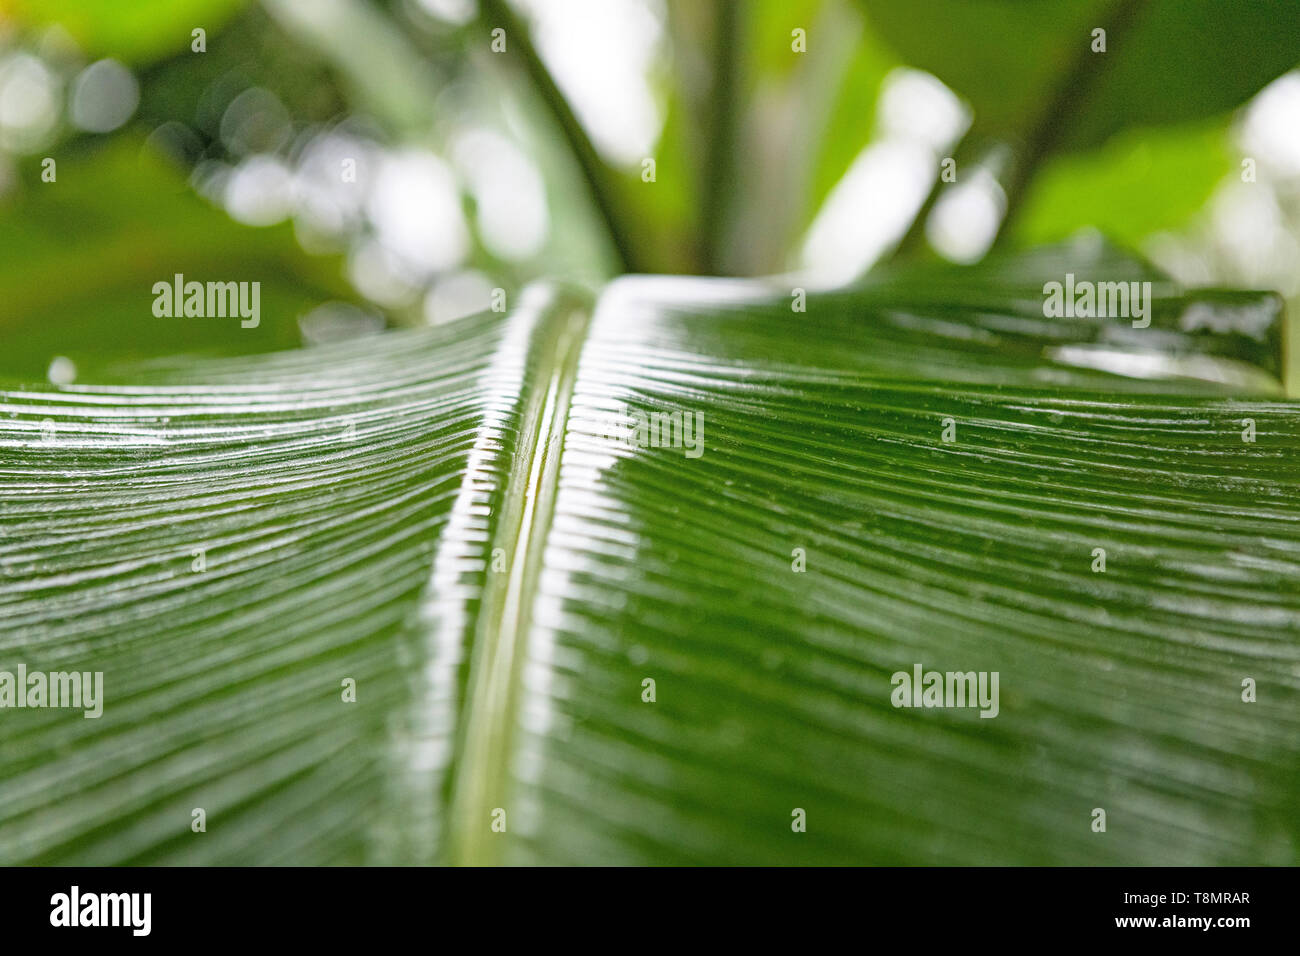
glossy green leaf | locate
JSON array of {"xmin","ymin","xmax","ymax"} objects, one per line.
[{"xmin": 2, "ymin": 245, "xmax": 1298, "ymax": 864}]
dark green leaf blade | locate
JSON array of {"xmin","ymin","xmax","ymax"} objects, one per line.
[
  {"xmin": 514, "ymin": 273, "xmax": 1298, "ymax": 863},
  {"xmin": 0, "ymin": 294, "xmax": 560, "ymax": 863},
  {"xmin": 1, "ymin": 251, "xmax": 1297, "ymax": 865}
]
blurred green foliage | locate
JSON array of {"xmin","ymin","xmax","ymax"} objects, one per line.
[
  {"xmin": 0, "ymin": 141, "xmax": 349, "ymax": 378},
  {"xmin": 1, "ymin": 0, "xmax": 246, "ymax": 63},
  {"xmin": 859, "ymin": 0, "xmax": 1299, "ymax": 152},
  {"xmin": 0, "ymin": 0, "xmax": 1297, "ymax": 382},
  {"xmin": 1015, "ymin": 119, "xmax": 1230, "ymax": 247}
]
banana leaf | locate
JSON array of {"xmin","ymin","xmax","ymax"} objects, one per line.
[{"xmin": 1, "ymin": 241, "xmax": 1297, "ymax": 864}]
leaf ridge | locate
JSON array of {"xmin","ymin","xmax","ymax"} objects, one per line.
[{"xmin": 442, "ymin": 286, "xmax": 592, "ymax": 865}]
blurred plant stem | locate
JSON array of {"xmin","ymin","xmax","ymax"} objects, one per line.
[
  {"xmin": 992, "ymin": 0, "xmax": 1146, "ymax": 246},
  {"xmin": 699, "ymin": 0, "xmax": 741, "ymax": 275},
  {"xmin": 477, "ymin": 0, "xmax": 647, "ymax": 274},
  {"xmin": 889, "ymin": 137, "xmax": 969, "ymax": 262},
  {"xmin": 892, "ymin": 0, "xmax": 1146, "ymax": 262}
]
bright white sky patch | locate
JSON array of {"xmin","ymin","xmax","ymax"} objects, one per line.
[
  {"xmin": 366, "ymin": 149, "xmax": 470, "ymax": 277},
  {"xmin": 452, "ymin": 126, "xmax": 548, "ymax": 260},
  {"xmin": 0, "ymin": 53, "xmax": 60, "ymax": 150},
  {"xmin": 927, "ymin": 166, "xmax": 1005, "ymax": 264},
  {"xmin": 799, "ymin": 68, "xmax": 968, "ymax": 283},
  {"xmin": 800, "ymin": 141, "xmax": 935, "ymax": 286},
  {"xmin": 1240, "ymin": 71, "xmax": 1300, "ymax": 178},
  {"xmin": 225, "ymin": 155, "xmax": 294, "ymax": 226},
  {"xmin": 876, "ymin": 67, "xmax": 968, "ymax": 149},
  {"xmin": 513, "ymin": 0, "xmax": 666, "ymax": 166}
]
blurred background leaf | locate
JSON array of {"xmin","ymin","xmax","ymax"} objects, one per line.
[
  {"xmin": 856, "ymin": 0, "xmax": 1300, "ymax": 158},
  {"xmin": 0, "ymin": 0, "xmax": 248, "ymax": 64},
  {"xmin": 0, "ymin": 0, "xmax": 1296, "ymax": 380},
  {"xmin": 3, "ymin": 252, "xmax": 1297, "ymax": 864},
  {"xmin": 0, "ymin": 140, "xmax": 354, "ymax": 381},
  {"xmin": 1014, "ymin": 119, "xmax": 1231, "ymax": 248},
  {"xmin": 859, "ymin": 0, "xmax": 1300, "ymax": 245}
]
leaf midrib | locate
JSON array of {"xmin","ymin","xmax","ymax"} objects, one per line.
[{"xmin": 444, "ymin": 288, "xmax": 591, "ymax": 865}]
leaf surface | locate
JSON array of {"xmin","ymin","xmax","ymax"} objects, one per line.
[{"xmin": 2, "ymin": 245, "xmax": 1297, "ymax": 864}]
